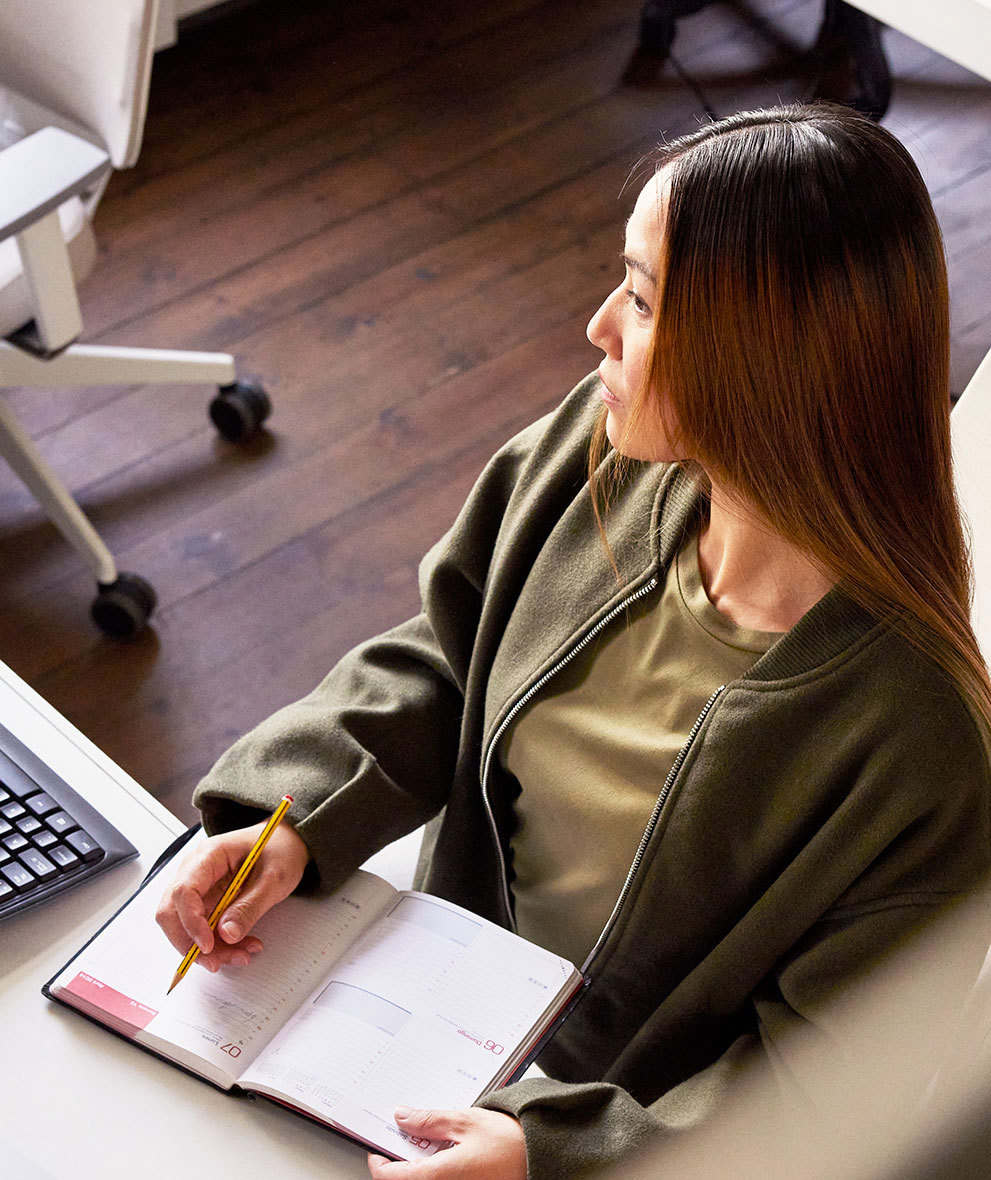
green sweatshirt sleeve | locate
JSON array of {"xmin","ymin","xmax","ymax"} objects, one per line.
[{"xmin": 478, "ymin": 1044, "xmax": 754, "ymax": 1180}]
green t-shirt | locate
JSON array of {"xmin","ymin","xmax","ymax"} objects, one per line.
[{"xmin": 500, "ymin": 530, "xmax": 781, "ymax": 967}]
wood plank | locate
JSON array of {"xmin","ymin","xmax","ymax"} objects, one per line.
[{"xmin": 128, "ymin": 0, "xmax": 553, "ymax": 186}]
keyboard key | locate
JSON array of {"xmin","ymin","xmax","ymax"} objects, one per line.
[
  {"xmin": 25, "ymin": 792, "xmax": 58, "ymax": 821},
  {"xmin": 1, "ymin": 800, "xmax": 26, "ymax": 821},
  {"xmin": 3, "ymin": 832, "xmax": 29, "ymax": 854},
  {"xmin": 18, "ymin": 848, "xmax": 57, "ymax": 882},
  {"xmin": 33, "ymin": 829, "xmax": 57, "ymax": 849},
  {"xmin": 0, "ymin": 878, "xmax": 13, "ymax": 902},
  {"xmin": 48, "ymin": 844, "xmax": 80, "ymax": 870},
  {"xmin": 0, "ymin": 786, "xmax": 10, "ymax": 804},
  {"xmin": 1, "ymin": 861, "xmax": 36, "ymax": 890},
  {"xmin": 47, "ymin": 811, "xmax": 77, "ymax": 835},
  {"xmin": 16, "ymin": 815, "xmax": 42, "ymax": 836},
  {"xmin": 0, "ymin": 847, "xmax": 10, "ymax": 864},
  {"xmin": 0, "ymin": 817, "xmax": 12, "ymax": 837},
  {"xmin": 49, "ymin": 844, "xmax": 80, "ymax": 873},
  {"xmin": 65, "ymin": 829, "xmax": 103, "ymax": 862},
  {"xmin": 25, "ymin": 792, "xmax": 58, "ymax": 816}
]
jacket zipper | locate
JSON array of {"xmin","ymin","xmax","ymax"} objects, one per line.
[
  {"xmin": 580, "ymin": 683, "xmax": 725, "ymax": 975},
  {"xmin": 479, "ymin": 577, "xmax": 659, "ymax": 929}
]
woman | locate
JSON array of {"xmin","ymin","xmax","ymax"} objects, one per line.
[{"xmin": 157, "ymin": 102, "xmax": 991, "ymax": 1179}]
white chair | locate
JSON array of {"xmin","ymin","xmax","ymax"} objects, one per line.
[{"xmin": 0, "ymin": 0, "xmax": 270, "ymax": 639}]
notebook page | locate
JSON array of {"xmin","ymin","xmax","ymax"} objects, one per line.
[
  {"xmin": 241, "ymin": 891, "xmax": 577, "ymax": 1158},
  {"xmin": 141, "ymin": 871, "xmax": 395, "ymax": 1078},
  {"xmin": 53, "ymin": 859, "xmax": 396, "ymax": 1084}
]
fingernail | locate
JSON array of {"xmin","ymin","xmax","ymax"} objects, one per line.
[
  {"xmin": 394, "ymin": 1106, "xmax": 412, "ymax": 1120},
  {"xmin": 221, "ymin": 920, "xmax": 242, "ymax": 942}
]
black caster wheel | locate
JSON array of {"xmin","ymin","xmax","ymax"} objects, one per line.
[
  {"xmin": 91, "ymin": 572, "xmax": 157, "ymax": 640},
  {"xmin": 209, "ymin": 380, "xmax": 272, "ymax": 443}
]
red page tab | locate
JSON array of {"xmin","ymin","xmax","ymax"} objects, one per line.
[{"xmin": 64, "ymin": 971, "xmax": 158, "ymax": 1032}]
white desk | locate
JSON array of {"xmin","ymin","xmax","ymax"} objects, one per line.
[{"xmin": 0, "ymin": 662, "xmax": 378, "ymax": 1180}]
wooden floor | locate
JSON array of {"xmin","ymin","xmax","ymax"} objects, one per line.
[{"xmin": 2, "ymin": 0, "xmax": 989, "ymax": 823}]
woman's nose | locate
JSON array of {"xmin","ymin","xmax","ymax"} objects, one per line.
[{"xmin": 587, "ymin": 287, "xmax": 621, "ymax": 357}]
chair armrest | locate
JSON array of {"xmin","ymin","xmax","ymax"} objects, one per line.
[{"xmin": 0, "ymin": 127, "xmax": 110, "ymax": 245}]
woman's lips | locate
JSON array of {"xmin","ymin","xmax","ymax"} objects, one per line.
[{"xmin": 598, "ymin": 373, "xmax": 622, "ymax": 407}]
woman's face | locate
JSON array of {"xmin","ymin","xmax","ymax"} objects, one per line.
[{"xmin": 586, "ymin": 171, "xmax": 681, "ymax": 462}]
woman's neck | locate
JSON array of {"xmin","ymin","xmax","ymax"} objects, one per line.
[{"xmin": 696, "ymin": 484, "xmax": 835, "ymax": 633}]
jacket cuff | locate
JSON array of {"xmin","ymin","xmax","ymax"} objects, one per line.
[{"xmin": 478, "ymin": 1078, "xmax": 659, "ymax": 1179}]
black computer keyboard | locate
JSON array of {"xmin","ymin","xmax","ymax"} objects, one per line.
[{"xmin": 0, "ymin": 721, "xmax": 138, "ymax": 920}]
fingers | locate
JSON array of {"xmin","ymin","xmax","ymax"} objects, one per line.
[
  {"xmin": 155, "ymin": 822, "xmax": 310, "ymax": 971},
  {"xmin": 366, "ymin": 1109, "xmax": 462, "ymax": 1178},
  {"xmin": 367, "ymin": 1155, "xmax": 417, "ymax": 1178}
]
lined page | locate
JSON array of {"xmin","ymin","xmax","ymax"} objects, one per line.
[{"xmin": 241, "ymin": 891, "xmax": 578, "ymax": 1158}]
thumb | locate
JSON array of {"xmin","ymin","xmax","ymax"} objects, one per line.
[
  {"xmin": 216, "ymin": 878, "xmax": 281, "ymax": 944},
  {"xmin": 215, "ymin": 826, "xmax": 308, "ymax": 944},
  {"xmin": 394, "ymin": 1107, "xmax": 465, "ymax": 1143}
]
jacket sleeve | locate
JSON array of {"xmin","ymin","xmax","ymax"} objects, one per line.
[
  {"xmin": 191, "ymin": 396, "xmax": 573, "ymax": 891},
  {"xmin": 478, "ymin": 1043, "xmax": 754, "ymax": 1180}
]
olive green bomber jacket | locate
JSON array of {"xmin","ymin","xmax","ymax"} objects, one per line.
[{"xmin": 195, "ymin": 373, "xmax": 991, "ymax": 1177}]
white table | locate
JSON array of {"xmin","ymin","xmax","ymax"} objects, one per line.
[{"xmin": 0, "ymin": 661, "xmax": 393, "ymax": 1180}]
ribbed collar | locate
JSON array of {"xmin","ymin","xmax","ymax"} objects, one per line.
[{"xmin": 648, "ymin": 466, "xmax": 881, "ymax": 685}]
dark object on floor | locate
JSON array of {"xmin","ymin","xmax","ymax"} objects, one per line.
[
  {"xmin": 812, "ymin": 0, "xmax": 891, "ymax": 118},
  {"xmin": 625, "ymin": 0, "xmax": 891, "ymax": 119}
]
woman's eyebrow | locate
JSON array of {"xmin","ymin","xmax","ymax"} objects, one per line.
[{"xmin": 621, "ymin": 252, "xmax": 657, "ymax": 286}]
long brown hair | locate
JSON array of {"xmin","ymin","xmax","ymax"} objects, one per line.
[{"xmin": 591, "ymin": 102, "xmax": 991, "ymax": 736}]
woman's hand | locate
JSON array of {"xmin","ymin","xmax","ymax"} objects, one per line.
[
  {"xmin": 367, "ymin": 1108, "xmax": 526, "ymax": 1180},
  {"xmin": 155, "ymin": 821, "xmax": 310, "ymax": 971}
]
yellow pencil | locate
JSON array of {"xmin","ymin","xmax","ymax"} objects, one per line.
[{"xmin": 167, "ymin": 794, "xmax": 294, "ymax": 994}]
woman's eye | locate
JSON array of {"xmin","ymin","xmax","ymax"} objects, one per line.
[{"xmin": 626, "ymin": 288, "xmax": 651, "ymax": 316}]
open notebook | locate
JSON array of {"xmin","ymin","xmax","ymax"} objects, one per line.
[{"xmin": 44, "ymin": 830, "xmax": 586, "ymax": 1161}]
